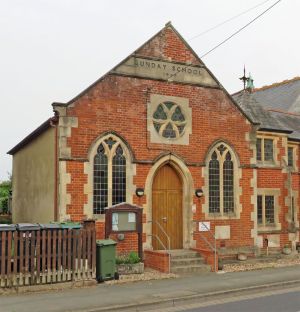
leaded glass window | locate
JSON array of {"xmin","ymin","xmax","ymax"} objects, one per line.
[
  {"xmin": 288, "ymin": 147, "xmax": 294, "ymax": 167},
  {"xmin": 223, "ymin": 152, "xmax": 234, "ymax": 213},
  {"xmin": 153, "ymin": 104, "xmax": 167, "ymax": 120},
  {"xmin": 93, "ymin": 137, "xmax": 128, "ymax": 214},
  {"xmin": 112, "ymin": 146, "xmax": 126, "ymax": 205},
  {"xmin": 256, "ymin": 138, "xmax": 262, "ymax": 161},
  {"xmin": 209, "ymin": 152, "xmax": 220, "ymax": 213},
  {"xmin": 265, "ymin": 195, "xmax": 274, "ymax": 224},
  {"xmin": 256, "ymin": 138, "xmax": 274, "ymax": 162},
  {"xmin": 264, "ymin": 139, "xmax": 273, "ymax": 161},
  {"xmin": 257, "ymin": 194, "xmax": 275, "ymax": 226},
  {"xmin": 257, "ymin": 195, "xmax": 263, "ymax": 224},
  {"xmin": 93, "ymin": 144, "xmax": 108, "ymax": 214},
  {"xmin": 208, "ymin": 144, "xmax": 236, "ymax": 215},
  {"xmin": 152, "ymin": 101, "xmax": 186, "ymax": 139},
  {"xmin": 162, "ymin": 123, "xmax": 176, "ymax": 138}
]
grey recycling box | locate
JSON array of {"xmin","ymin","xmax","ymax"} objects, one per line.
[
  {"xmin": 0, "ymin": 224, "xmax": 16, "ymax": 231},
  {"xmin": 16, "ymin": 223, "xmax": 41, "ymax": 231}
]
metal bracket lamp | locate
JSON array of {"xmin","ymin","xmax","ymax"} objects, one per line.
[
  {"xmin": 136, "ymin": 188, "xmax": 145, "ymax": 197},
  {"xmin": 195, "ymin": 188, "xmax": 203, "ymax": 198}
]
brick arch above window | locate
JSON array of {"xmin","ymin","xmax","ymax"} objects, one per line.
[
  {"xmin": 86, "ymin": 131, "xmax": 136, "ymax": 163},
  {"xmin": 203, "ymin": 139, "xmax": 241, "ymax": 167}
]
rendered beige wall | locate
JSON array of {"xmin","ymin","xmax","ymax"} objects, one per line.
[{"xmin": 12, "ymin": 128, "xmax": 55, "ymax": 223}]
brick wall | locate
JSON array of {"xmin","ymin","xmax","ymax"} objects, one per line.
[
  {"xmin": 57, "ymin": 25, "xmax": 299, "ymax": 256},
  {"xmin": 144, "ymin": 250, "xmax": 169, "ymax": 273}
]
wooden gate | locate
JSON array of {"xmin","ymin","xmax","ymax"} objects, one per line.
[
  {"xmin": 0, "ymin": 228, "xmax": 96, "ymax": 287},
  {"xmin": 152, "ymin": 164, "xmax": 183, "ymax": 250}
]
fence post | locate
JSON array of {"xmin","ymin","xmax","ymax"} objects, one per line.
[
  {"xmin": 82, "ymin": 219, "xmax": 96, "ymax": 231},
  {"xmin": 82, "ymin": 220, "xmax": 96, "ymax": 278}
]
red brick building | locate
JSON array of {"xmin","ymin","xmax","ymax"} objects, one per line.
[{"xmin": 8, "ymin": 24, "xmax": 300, "ymax": 271}]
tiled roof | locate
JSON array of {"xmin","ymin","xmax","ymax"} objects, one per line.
[
  {"xmin": 232, "ymin": 77, "xmax": 300, "ymax": 141},
  {"xmin": 269, "ymin": 111, "xmax": 300, "ymax": 140},
  {"xmin": 252, "ymin": 77, "xmax": 300, "ymax": 113},
  {"xmin": 232, "ymin": 92, "xmax": 291, "ymax": 133}
]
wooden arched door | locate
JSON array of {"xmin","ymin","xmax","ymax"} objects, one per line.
[{"xmin": 152, "ymin": 164, "xmax": 183, "ymax": 250}]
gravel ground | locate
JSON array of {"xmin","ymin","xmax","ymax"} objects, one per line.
[
  {"xmin": 223, "ymin": 254, "xmax": 300, "ymax": 272},
  {"xmin": 105, "ymin": 254, "xmax": 300, "ymax": 285},
  {"xmin": 105, "ymin": 268, "xmax": 178, "ymax": 285}
]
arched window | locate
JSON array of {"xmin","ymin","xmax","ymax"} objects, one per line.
[
  {"xmin": 93, "ymin": 137, "xmax": 127, "ymax": 214},
  {"xmin": 208, "ymin": 143, "xmax": 235, "ymax": 214}
]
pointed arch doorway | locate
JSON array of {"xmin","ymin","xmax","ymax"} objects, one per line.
[{"xmin": 152, "ymin": 164, "xmax": 183, "ymax": 250}]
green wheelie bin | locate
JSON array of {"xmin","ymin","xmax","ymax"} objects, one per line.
[{"xmin": 96, "ymin": 239, "xmax": 118, "ymax": 282}]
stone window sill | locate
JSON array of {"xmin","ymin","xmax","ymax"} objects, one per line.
[
  {"xmin": 258, "ymin": 224, "xmax": 281, "ymax": 234},
  {"xmin": 256, "ymin": 162, "xmax": 280, "ymax": 169},
  {"xmin": 208, "ymin": 212, "xmax": 237, "ymax": 220},
  {"xmin": 93, "ymin": 214, "xmax": 105, "ymax": 221},
  {"xmin": 287, "ymin": 166, "xmax": 297, "ymax": 173}
]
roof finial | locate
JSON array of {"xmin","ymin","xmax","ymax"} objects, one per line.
[
  {"xmin": 239, "ymin": 65, "xmax": 248, "ymax": 91},
  {"xmin": 165, "ymin": 21, "xmax": 172, "ymax": 27}
]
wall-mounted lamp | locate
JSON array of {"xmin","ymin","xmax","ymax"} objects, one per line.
[
  {"xmin": 195, "ymin": 188, "xmax": 203, "ymax": 198},
  {"xmin": 136, "ymin": 188, "xmax": 145, "ymax": 197}
]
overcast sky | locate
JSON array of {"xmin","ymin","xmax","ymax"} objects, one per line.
[{"xmin": 0, "ymin": 0, "xmax": 299, "ymax": 181}]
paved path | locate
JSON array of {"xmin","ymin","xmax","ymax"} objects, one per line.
[{"xmin": 0, "ymin": 265, "xmax": 300, "ymax": 312}]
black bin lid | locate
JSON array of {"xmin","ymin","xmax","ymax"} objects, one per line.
[{"xmin": 16, "ymin": 223, "xmax": 41, "ymax": 231}]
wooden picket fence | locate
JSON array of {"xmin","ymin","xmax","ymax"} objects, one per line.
[{"xmin": 0, "ymin": 228, "xmax": 96, "ymax": 287}]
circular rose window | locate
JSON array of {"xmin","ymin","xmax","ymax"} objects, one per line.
[{"xmin": 152, "ymin": 101, "xmax": 186, "ymax": 139}]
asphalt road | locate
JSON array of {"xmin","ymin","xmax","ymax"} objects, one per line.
[
  {"xmin": 1, "ymin": 266, "xmax": 300, "ymax": 312},
  {"xmin": 180, "ymin": 288, "xmax": 300, "ymax": 312}
]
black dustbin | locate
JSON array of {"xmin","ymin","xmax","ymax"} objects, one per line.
[{"xmin": 16, "ymin": 223, "xmax": 41, "ymax": 272}]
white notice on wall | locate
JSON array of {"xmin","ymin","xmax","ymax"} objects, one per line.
[
  {"xmin": 128, "ymin": 212, "xmax": 136, "ymax": 223},
  {"xmin": 199, "ymin": 222, "xmax": 210, "ymax": 232},
  {"xmin": 112, "ymin": 224, "xmax": 118, "ymax": 231},
  {"xmin": 112, "ymin": 213, "xmax": 119, "ymax": 225}
]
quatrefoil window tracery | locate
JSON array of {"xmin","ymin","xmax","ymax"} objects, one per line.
[{"xmin": 152, "ymin": 101, "xmax": 186, "ymax": 139}]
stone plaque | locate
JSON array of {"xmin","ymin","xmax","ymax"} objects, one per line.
[
  {"xmin": 215, "ymin": 225, "xmax": 231, "ymax": 239},
  {"xmin": 113, "ymin": 57, "xmax": 218, "ymax": 87}
]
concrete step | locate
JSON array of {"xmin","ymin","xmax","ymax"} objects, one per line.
[
  {"xmin": 171, "ymin": 257, "xmax": 205, "ymax": 266},
  {"xmin": 171, "ymin": 264, "xmax": 211, "ymax": 274},
  {"xmin": 170, "ymin": 250, "xmax": 200, "ymax": 259}
]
